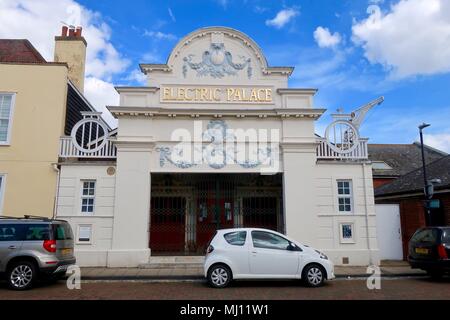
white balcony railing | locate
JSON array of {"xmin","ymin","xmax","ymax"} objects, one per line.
[
  {"xmin": 59, "ymin": 137, "xmax": 117, "ymax": 159},
  {"xmin": 60, "ymin": 136, "xmax": 366, "ymax": 161},
  {"xmin": 316, "ymin": 138, "xmax": 368, "ymax": 160}
]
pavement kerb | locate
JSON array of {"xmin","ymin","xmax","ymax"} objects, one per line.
[{"xmin": 78, "ymin": 273, "xmax": 427, "ymax": 281}]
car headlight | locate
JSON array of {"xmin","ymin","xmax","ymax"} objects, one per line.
[{"xmin": 315, "ymin": 250, "xmax": 328, "ymax": 260}]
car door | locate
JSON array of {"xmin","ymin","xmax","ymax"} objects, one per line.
[
  {"xmin": 222, "ymin": 230, "xmax": 250, "ymax": 275},
  {"xmin": 0, "ymin": 224, "xmax": 24, "ymax": 271},
  {"xmin": 249, "ymin": 230, "xmax": 299, "ymax": 277}
]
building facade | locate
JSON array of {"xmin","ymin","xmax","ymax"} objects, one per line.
[
  {"xmin": 376, "ymin": 155, "xmax": 450, "ymax": 259},
  {"xmin": 0, "ymin": 27, "xmax": 106, "ymax": 218},
  {"xmin": 56, "ymin": 27, "xmax": 379, "ymax": 267}
]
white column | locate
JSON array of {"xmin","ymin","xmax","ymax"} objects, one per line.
[
  {"xmin": 282, "ymin": 142, "xmax": 318, "ymax": 245},
  {"xmin": 107, "ymin": 142, "xmax": 154, "ymax": 267}
]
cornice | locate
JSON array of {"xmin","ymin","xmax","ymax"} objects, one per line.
[{"xmin": 107, "ymin": 106, "xmax": 326, "ymax": 120}]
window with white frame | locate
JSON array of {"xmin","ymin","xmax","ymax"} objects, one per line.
[
  {"xmin": 81, "ymin": 180, "xmax": 96, "ymax": 214},
  {"xmin": 0, "ymin": 174, "xmax": 5, "ymax": 213},
  {"xmin": 77, "ymin": 225, "xmax": 92, "ymax": 243},
  {"xmin": 340, "ymin": 223, "xmax": 355, "ymax": 243},
  {"xmin": 337, "ymin": 180, "xmax": 353, "ymax": 212},
  {"xmin": 0, "ymin": 94, "xmax": 15, "ymax": 144}
]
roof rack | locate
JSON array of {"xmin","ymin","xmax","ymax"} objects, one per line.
[
  {"xmin": 0, "ymin": 215, "xmax": 68, "ymax": 223},
  {"xmin": 23, "ymin": 215, "xmax": 51, "ymax": 221}
]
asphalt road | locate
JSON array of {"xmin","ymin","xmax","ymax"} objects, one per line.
[{"xmin": 0, "ymin": 277, "xmax": 449, "ymax": 300}]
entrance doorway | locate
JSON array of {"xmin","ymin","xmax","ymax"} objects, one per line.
[
  {"xmin": 375, "ymin": 204, "xmax": 403, "ymax": 260},
  {"xmin": 150, "ymin": 173, "xmax": 283, "ymax": 255}
]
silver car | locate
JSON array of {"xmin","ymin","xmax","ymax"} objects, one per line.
[{"xmin": 0, "ymin": 216, "xmax": 76, "ymax": 290}]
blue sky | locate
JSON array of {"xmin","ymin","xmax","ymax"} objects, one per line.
[{"xmin": 1, "ymin": 0, "xmax": 450, "ymax": 151}]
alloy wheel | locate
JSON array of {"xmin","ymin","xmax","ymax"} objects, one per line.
[{"xmin": 10, "ymin": 265, "xmax": 34, "ymax": 289}]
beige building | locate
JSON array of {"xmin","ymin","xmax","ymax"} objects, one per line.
[{"xmin": 0, "ymin": 26, "xmax": 94, "ymax": 217}]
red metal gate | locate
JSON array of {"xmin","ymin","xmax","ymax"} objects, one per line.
[{"xmin": 150, "ymin": 174, "xmax": 283, "ymax": 255}]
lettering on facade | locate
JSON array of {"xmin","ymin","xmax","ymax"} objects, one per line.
[{"xmin": 161, "ymin": 86, "xmax": 273, "ymax": 104}]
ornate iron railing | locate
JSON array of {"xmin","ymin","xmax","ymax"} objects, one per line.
[
  {"xmin": 316, "ymin": 137, "xmax": 369, "ymax": 160},
  {"xmin": 59, "ymin": 137, "xmax": 117, "ymax": 158}
]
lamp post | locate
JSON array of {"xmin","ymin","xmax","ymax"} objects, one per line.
[{"xmin": 418, "ymin": 123, "xmax": 430, "ymax": 225}]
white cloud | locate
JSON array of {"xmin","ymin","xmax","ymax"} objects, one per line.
[
  {"xmin": 0, "ymin": 0, "xmax": 129, "ymax": 122},
  {"xmin": 266, "ymin": 8, "xmax": 299, "ymax": 29},
  {"xmin": 84, "ymin": 77, "xmax": 118, "ymax": 128},
  {"xmin": 143, "ymin": 30, "xmax": 177, "ymax": 41},
  {"xmin": 123, "ymin": 69, "xmax": 147, "ymax": 85},
  {"xmin": 352, "ymin": 0, "xmax": 450, "ymax": 78},
  {"xmin": 424, "ymin": 133, "xmax": 450, "ymax": 153},
  {"xmin": 314, "ymin": 26, "xmax": 342, "ymax": 48},
  {"xmin": 168, "ymin": 7, "xmax": 176, "ymax": 22},
  {"xmin": 216, "ymin": 0, "xmax": 228, "ymax": 8}
]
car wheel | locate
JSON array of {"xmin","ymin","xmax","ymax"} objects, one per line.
[
  {"xmin": 207, "ymin": 264, "xmax": 232, "ymax": 288},
  {"xmin": 302, "ymin": 264, "xmax": 325, "ymax": 287},
  {"xmin": 7, "ymin": 261, "xmax": 36, "ymax": 291}
]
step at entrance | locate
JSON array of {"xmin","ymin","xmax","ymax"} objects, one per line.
[{"xmin": 139, "ymin": 256, "xmax": 204, "ymax": 269}]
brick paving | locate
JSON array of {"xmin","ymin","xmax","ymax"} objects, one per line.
[{"xmin": 0, "ymin": 277, "xmax": 448, "ymax": 300}]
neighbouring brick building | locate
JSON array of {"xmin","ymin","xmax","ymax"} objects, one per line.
[
  {"xmin": 368, "ymin": 143, "xmax": 447, "ymax": 189},
  {"xmin": 375, "ymin": 155, "xmax": 450, "ymax": 259}
]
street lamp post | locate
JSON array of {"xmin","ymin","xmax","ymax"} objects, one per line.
[{"xmin": 418, "ymin": 123, "xmax": 431, "ymax": 225}]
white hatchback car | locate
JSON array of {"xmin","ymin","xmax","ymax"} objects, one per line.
[{"xmin": 204, "ymin": 228, "xmax": 335, "ymax": 288}]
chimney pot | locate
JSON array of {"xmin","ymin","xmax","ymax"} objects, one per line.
[
  {"xmin": 75, "ymin": 27, "xmax": 83, "ymax": 37},
  {"xmin": 61, "ymin": 26, "xmax": 68, "ymax": 37},
  {"xmin": 68, "ymin": 28, "xmax": 75, "ymax": 37}
]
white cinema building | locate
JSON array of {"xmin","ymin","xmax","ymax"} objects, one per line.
[{"xmin": 56, "ymin": 27, "xmax": 381, "ymax": 267}]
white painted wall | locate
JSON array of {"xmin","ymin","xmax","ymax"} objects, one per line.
[{"xmin": 56, "ymin": 164, "xmax": 116, "ymax": 266}]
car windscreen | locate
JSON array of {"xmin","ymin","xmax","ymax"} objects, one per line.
[{"xmin": 53, "ymin": 223, "xmax": 74, "ymax": 240}]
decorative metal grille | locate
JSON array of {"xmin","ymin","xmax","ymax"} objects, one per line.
[{"xmin": 150, "ymin": 173, "xmax": 283, "ymax": 255}]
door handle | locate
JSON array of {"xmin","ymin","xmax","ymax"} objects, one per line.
[
  {"xmin": 8, "ymin": 246, "xmax": 16, "ymax": 250},
  {"xmin": 251, "ymin": 251, "xmax": 257, "ymax": 254}
]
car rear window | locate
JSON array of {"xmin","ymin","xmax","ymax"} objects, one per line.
[
  {"xmin": 53, "ymin": 223, "xmax": 74, "ymax": 240},
  {"xmin": 224, "ymin": 231, "xmax": 247, "ymax": 246},
  {"xmin": 442, "ymin": 229, "xmax": 450, "ymax": 244},
  {"xmin": 411, "ymin": 229, "xmax": 439, "ymax": 243}
]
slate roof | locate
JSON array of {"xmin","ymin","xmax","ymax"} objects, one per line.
[
  {"xmin": 375, "ymin": 155, "xmax": 450, "ymax": 197},
  {"xmin": 368, "ymin": 143, "xmax": 447, "ymax": 177},
  {"xmin": 0, "ymin": 39, "xmax": 47, "ymax": 63}
]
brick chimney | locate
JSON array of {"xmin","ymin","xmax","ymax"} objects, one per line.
[{"xmin": 54, "ymin": 26, "xmax": 87, "ymax": 93}]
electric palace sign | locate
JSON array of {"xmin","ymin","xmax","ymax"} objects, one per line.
[{"xmin": 161, "ymin": 86, "xmax": 273, "ymax": 104}]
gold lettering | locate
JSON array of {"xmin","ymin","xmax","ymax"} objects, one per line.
[
  {"xmin": 213, "ymin": 88, "xmax": 221, "ymax": 101},
  {"xmin": 250, "ymin": 89, "xmax": 258, "ymax": 102},
  {"xmin": 227, "ymin": 88, "xmax": 235, "ymax": 101},
  {"xmin": 265, "ymin": 89, "xmax": 272, "ymax": 102},
  {"xmin": 163, "ymin": 87, "xmax": 171, "ymax": 101},
  {"xmin": 234, "ymin": 88, "xmax": 243, "ymax": 101},
  {"xmin": 185, "ymin": 88, "xmax": 194, "ymax": 101}
]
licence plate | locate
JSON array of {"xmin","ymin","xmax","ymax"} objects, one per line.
[
  {"xmin": 415, "ymin": 248, "xmax": 429, "ymax": 254},
  {"xmin": 61, "ymin": 248, "xmax": 73, "ymax": 255}
]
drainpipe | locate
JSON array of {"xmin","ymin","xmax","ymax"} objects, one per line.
[
  {"xmin": 362, "ymin": 162, "xmax": 374, "ymax": 266},
  {"xmin": 52, "ymin": 163, "xmax": 61, "ymax": 219}
]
